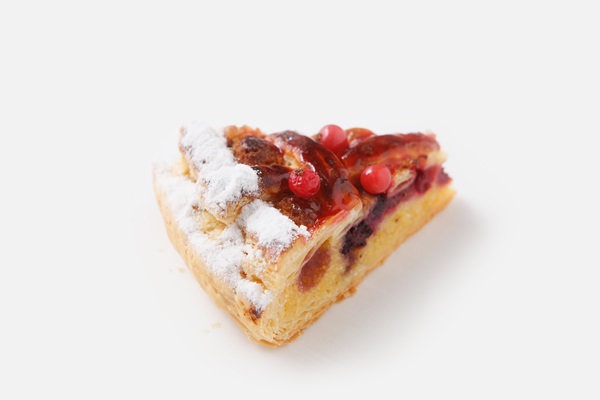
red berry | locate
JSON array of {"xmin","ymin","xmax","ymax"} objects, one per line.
[
  {"xmin": 289, "ymin": 168, "xmax": 321, "ymax": 198},
  {"xmin": 318, "ymin": 124, "xmax": 348, "ymax": 152},
  {"xmin": 360, "ymin": 164, "xmax": 392, "ymax": 194}
]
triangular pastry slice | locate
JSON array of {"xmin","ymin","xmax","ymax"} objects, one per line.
[{"xmin": 154, "ymin": 122, "xmax": 454, "ymax": 346}]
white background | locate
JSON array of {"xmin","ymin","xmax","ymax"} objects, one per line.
[{"xmin": 1, "ymin": 1, "xmax": 599, "ymax": 399}]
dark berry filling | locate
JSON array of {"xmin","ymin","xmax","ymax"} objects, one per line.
[{"xmin": 341, "ymin": 165, "xmax": 449, "ymax": 270}]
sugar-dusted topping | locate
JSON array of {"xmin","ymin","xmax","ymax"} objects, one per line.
[
  {"xmin": 180, "ymin": 121, "xmax": 260, "ymax": 215},
  {"xmin": 203, "ymin": 164, "xmax": 258, "ymax": 212},
  {"xmin": 154, "ymin": 166, "xmax": 273, "ymax": 311},
  {"xmin": 153, "ymin": 165, "xmax": 199, "ymax": 236},
  {"xmin": 236, "ymin": 279, "xmax": 272, "ymax": 311},
  {"xmin": 238, "ymin": 199, "xmax": 309, "ymax": 256},
  {"xmin": 180, "ymin": 121, "xmax": 234, "ymax": 173}
]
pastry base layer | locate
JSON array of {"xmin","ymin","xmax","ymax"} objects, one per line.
[{"xmin": 155, "ymin": 178, "xmax": 455, "ymax": 346}]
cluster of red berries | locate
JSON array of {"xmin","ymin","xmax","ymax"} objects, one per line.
[{"xmin": 288, "ymin": 125, "xmax": 391, "ymax": 198}]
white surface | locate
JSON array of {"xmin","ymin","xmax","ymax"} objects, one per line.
[{"xmin": 1, "ymin": 1, "xmax": 599, "ymax": 399}]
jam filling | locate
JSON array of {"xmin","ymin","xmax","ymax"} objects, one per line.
[{"xmin": 298, "ymin": 243, "xmax": 331, "ymax": 292}]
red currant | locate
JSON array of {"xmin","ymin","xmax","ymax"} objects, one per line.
[
  {"xmin": 360, "ymin": 164, "xmax": 392, "ymax": 194},
  {"xmin": 289, "ymin": 168, "xmax": 321, "ymax": 198},
  {"xmin": 317, "ymin": 124, "xmax": 348, "ymax": 152}
]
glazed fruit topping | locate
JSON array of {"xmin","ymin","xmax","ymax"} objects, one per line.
[
  {"xmin": 252, "ymin": 165, "xmax": 290, "ymax": 193},
  {"xmin": 289, "ymin": 168, "xmax": 321, "ymax": 198},
  {"xmin": 360, "ymin": 164, "xmax": 392, "ymax": 194},
  {"xmin": 345, "ymin": 127, "xmax": 375, "ymax": 148},
  {"xmin": 316, "ymin": 124, "xmax": 349, "ymax": 153},
  {"xmin": 227, "ymin": 125, "xmax": 449, "ymax": 230},
  {"xmin": 232, "ymin": 135, "xmax": 284, "ymax": 166},
  {"xmin": 341, "ymin": 133, "xmax": 439, "ymax": 185},
  {"xmin": 272, "ymin": 131, "xmax": 361, "ymax": 214}
]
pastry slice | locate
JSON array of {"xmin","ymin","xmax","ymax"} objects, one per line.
[{"xmin": 153, "ymin": 122, "xmax": 454, "ymax": 346}]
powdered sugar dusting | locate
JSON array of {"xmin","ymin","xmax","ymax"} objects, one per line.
[
  {"xmin": 236, "ymin": 280, "xmax": 272, "ymax": 311},
  {"xmin": 180, "ymin": 121, "xmax": 234, "ymax": 173},
  {"xmin": 154, "ymin": 166, "xmax": 273, "ymax": 311},
  {"xmin": 203, "ymin": 165, "xmax": 258, "ymax": 212},
  {"xmin": 155, "ymin": 122, "xmax": 314, "ymax": 311},
  {"xmin": 180, "ymin": 121, "xmax": 260, "ymax": 215},
  {"xmin": 153, "ymin": 165, "xmax": 199, "ymax": 236},
  {"xmin": 239, "ymin": 199, "xmax": 309, "ymax": 255}
]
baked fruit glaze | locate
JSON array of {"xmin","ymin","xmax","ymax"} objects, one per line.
[{"xmin": 227, "ymin": 124, "xmax": 451, "ymax": 288}]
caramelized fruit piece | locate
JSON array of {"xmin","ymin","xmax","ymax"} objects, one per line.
[
  {"xmin": 346, "ymin": 127, "xmax": 375, "ymax": 147},
  {"xmin": 233, "ymin": 135, "xmax": 284, "ymax": 166},
  {"xmin": 252, "ymin": 165, "xmax": 290, "ymax": 194},
  {"xmin": 298, "ymin": 244, "xmax": 331, "ymax": 292}
]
